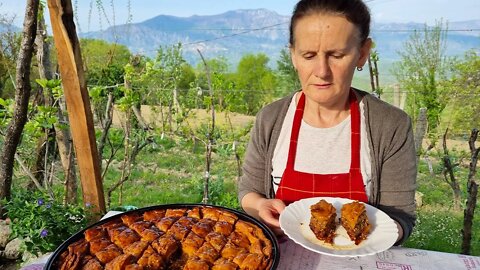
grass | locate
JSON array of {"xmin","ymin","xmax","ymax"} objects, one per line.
[
  {"xmin": 404, "ymin": 207, "xmax": 480, "ymax": 255},
  {"xmin": 402, "ymin": 155, "xmax": 480, "ymax": 255},
  {"xmin": 101, "ymin": 135, "xmax": 241, "ymax": 210}
]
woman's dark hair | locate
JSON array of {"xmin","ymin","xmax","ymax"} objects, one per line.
[{"xmin": 289, "ymin": 0, "xmax": 371, "ymax": 46}]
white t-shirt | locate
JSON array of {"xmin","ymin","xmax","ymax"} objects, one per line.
[{"xmin": 272, "ymin": 93, "xmax": 372, "ymax": 196}]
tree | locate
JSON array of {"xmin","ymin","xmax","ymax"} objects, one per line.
[
  {"xmin": 195, "ymin": 56, "xmax": 236, "ymax": 111},
  {"xmin": 462, "ymin": 129, "xmax": 479, "ymax": 255},
  {"xmin": 0, "ymin": 0, "xmax": 39, "ymax": 212},
  {"xmin": 392, "ymin": 21, "xmax": 451, "ymax": 142},
  {"xmin": 276, "ymin": 47, "xmax": 300, "ymax": 98},
  {"xmin": 81, "ymin": 38, "xmax": 132, "ymax": 86},
  {"xmin": 142, "ymin": 43, "xmax": 194, "ymax": 132},
  {"xmin": 234, "ymin": 53, "xmax": 277, "ymax": 115},
  {"xmin": 441, "ymin": 50, "xmax": 480, "ymax": 136},
  {"xmin": 0, "ymin": 13, "xmax": 21, "ymax": 98}
]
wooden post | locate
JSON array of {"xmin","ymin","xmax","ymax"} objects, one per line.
[{"xmin": 47, "ymin": 0, "xmax": 106, "ymax": 216}]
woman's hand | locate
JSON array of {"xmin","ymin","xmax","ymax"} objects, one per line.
[
  {"xmin": 394, "ymin": 220, "xmax": 404, "ymax": 243},
  {"xmin": 241, "ymin": 192, "xmax": 286, "ymax": 236}
]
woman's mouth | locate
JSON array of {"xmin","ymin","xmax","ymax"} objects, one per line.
[{"xmin": 312, "ymin": 83, "xmax": 332, "ymax": 89}]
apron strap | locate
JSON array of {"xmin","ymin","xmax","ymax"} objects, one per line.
[
  {"xmin": 349, "ymin": 90, "xmax": 361, "ymax": 172},
  {"xmin": 286, "ymin": 92, "xmax": 305, "ymax": 168},
  {"xmin": 286, "ymin": 90, "xmax": 361, "ymax": 172}
]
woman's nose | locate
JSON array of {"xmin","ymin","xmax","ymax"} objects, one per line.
[{"xmin": 313, "ymin": 57, "xmax": 331, "ymax": 79}]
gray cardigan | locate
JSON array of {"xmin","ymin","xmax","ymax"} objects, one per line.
[{"xmin": 238, "ymin": 89, "xmax": 417, "ymax": 245}]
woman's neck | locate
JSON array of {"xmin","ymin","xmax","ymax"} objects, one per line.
[{"xmin": 300, "ymin": 93, "xmax": 350, "ymax": 128}]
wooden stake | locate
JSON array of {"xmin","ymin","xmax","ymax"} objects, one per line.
[{"xmin": 47, "ymin": 0, "xmax": 106, "ymax": 217}]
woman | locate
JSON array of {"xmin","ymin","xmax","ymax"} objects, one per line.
[{"xmin": 238, "ymin": 0, "xmax": 416, "ymax": 245}]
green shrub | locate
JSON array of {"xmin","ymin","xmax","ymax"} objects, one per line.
[{"xmin": 3, "ymin": 190, "xmax": 88, "ymax": 255}]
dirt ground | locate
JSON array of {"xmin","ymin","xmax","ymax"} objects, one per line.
[
  {"xmin": 112, "ymin": 106, "xmax": 255, "ymax": 129},
  {"xmin": 111, "ymin": 106, "xmax": 476, "ymax": 152}
]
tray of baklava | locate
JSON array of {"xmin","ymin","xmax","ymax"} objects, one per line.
[{"xmin": 45, "ymin": 204, "xmax": 279, "ymax": 270}]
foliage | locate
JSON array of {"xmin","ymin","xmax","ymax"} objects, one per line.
[
  {"xmin": 2, "ymin": 189, "xmax": 88, "ymax": 255},
  {"xmin": 206, "ymin": 175, "xmax": 240, "ymax": 210},
  {"xmin": 234, "ymin": 53, "xmax": 277, "ymax": 115},
  {"xmin": 0, "ymin": 14, "xmax": 21, "ymax": 98},
  {"xmin": 392, "ymin": 21, "xmax": 451, "ymax": 140},
  {"xmin": 276, "ymin": 47, "xmax": 300, "ymax": 97},
  {"xmin": 440, "ymin": 50, "xmax": 480, "ymax": 136},
  {"xmin": 81, "ymin": 39, "xmax": 132, "ymax": 85},
  {"xmin": 195, "ymin": 56, "xmax": 239, "ymax": 112},
  {"xmin": 404, "ymin": 208, "xmax": 479, "ymax": 255}
]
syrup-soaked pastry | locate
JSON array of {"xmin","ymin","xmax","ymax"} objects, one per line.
[
  {"xmin": 182, "ymin": 231, "xmax": 205, "ymax": 256},
  {"xmin": 221, "ymin": 243, "xmax": 247, "ymax": 261},
  {"xmin": 89, "ymin": 238, "xmax": 111, "ymax": 254},
  {"xmin": 166, "ymin": 208, "xmax": 188, "ymax": 217},
  {"xmin": 340, "ymin": 201, "xmax": 371, "ymax": 245},
  {"xmin": 240, "ymin": 253, "xmax": 265, "ymax": 270},
  {"xmin": 95, "ymin": 244, "xmax": 123, "ymax": 264},
  {"xmin": 184, "ymin": 257, "xmax": 210, "ymax": 270},
  {"xmin": 218, "ymin": 211, "xmax": 238, "ymax": 224},
  {"xmin": 309, "ymin": 199, "xmax": 337, "ymax": 244},
  {"xmin": 123, "ymin": 241, "xmax": 149, "ymax": 258},
  {"xmin": 205, "ymin": 232, "xmax": 227, "ymax": 252},
  {"xmin": 214, "ymin": 221, "xmax": 234, "ymax": 237},
  {"xmin": 155, "ymin": 216, "xmax": 179, "ymax": 232},
  {"xmin": 168, "ymin": 218, "xmax": 194, "ymax": 241},
  {"xmin": 212, "ymin": 257, "xmax": 238, "ymax": 270},
  {"xmin": 130, "ymin": 221, "xmax": 163, "ymax": 243},
  {"xmin": 84, "ymin": 227, "xmax": 107, "ymax": 242},
  {"xmin": 202, "ymin": 207, "xmax": 221, "ymax": 221},
  {"xmin": 187, "ymin": 207, "xmax": 202, "ymax": 219},
  {"xmin": 191, "ymin": 219, "xmax": 216, "ymax": 238},
  {"xmin": 80, "ymin": 256, "xmax": 102, "ymax": 270},
  {"xmin": 151, "ymin": 234, "xmax": 179, "ymax": 259},
  {"xmin": 195, "ymin": 242, "xmax": 220, "ymax": 264},
  {"xmin": 137, "ymin": 245, "xmax": 165, "ymax": 269},
  {"xmin": 104, "ymin": 254, "xmax": 135, "ymax": 270},
  {"xmin": 60, "ymin": 239, "xmax": 89, "ymax": 270},
  {"xmin": 124, "ymin": 264, "xmax": 142, "ymax": 270},
  {"xmin": 121, "ymin": 213, "xmax": 143, "ymax": 226},
  {"xmin": 101, "ymin": 220, "xmax": 123, "ymax": 231},
  {"xmin": 232, "ymin": 251, "xmax": 249, "ymax": 267},
  {"xmin": 129, "ymin": 220, "xmax": 153, "ymax": 232},
  {"xmin": 143, "ymin": 209, "xmax": 166, "ymax": 222},
  {"xmin": 110, "ymin": 227, "xmax": 140, "ymax": 249},
  {"xmin": 229, "ymin": 231, "xmax": 250, "ymax": 250},
  {"xmin": 56, "ymin": 206, "xmax": 273, "ymax": 270}
]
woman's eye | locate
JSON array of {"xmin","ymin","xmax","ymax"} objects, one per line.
[{"xmin": 303, "ymin": 53, "xmax": 315, "ymax": 60}]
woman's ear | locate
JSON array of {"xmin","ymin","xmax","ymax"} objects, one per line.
[
  {"xmin": 357, "ymin": 38, "xmax": 373, "ymax": 67},
  {"xmin": 290, "ymin": 46, "xmax": 298, "ymax": 70}
]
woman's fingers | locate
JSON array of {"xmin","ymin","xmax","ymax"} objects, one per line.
[{"xmin": 258, "ymin": 199, "xmax": 286, "ymax": 228}]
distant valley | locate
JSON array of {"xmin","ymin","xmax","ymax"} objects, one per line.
[
  {"xmin": 81, "ymin": 9, "xmax": 480, "ymax": 71},
  {"xmin": 2, "ymin": 9, "xmax": 479, "ymax": 85}
]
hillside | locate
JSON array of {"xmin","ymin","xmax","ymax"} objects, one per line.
[{"xmin": 81, "ymin": 9, "xmax": 480, "ymax": 69}]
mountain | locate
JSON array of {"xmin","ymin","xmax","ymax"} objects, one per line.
[
  {"xmin": 82, "ymin": 9, "xmax": 290, "ymax": 68},
  {"xmin": 0, "ymin": 22, "xmax": 19, "ymax": 34},
  {"xmin": 66, "ymin": 10, "xmax": 480, "ymax": 69}
]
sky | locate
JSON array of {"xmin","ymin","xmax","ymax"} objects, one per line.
[{"xmin": 0, "ymin": 0, "xmax": 479, "ymax": 32}]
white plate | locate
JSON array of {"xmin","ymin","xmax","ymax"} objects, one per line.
[{"xmin": 279, "ymin": 197, "xmax": 398, "ymax": 257}]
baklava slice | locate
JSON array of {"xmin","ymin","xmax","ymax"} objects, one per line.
[
  {"xmin": 340, "ymin": 201, "xmax": 371, "ymax": 245},
  {"xmin": 309, "ymin": 199, "xmax": 337, "ymax": 244}
]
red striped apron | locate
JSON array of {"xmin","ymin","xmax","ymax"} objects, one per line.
[{"xmin": 275, "ymin": 90, "xmax": 368, "ymax": 205}]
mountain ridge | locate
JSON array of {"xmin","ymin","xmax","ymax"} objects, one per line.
[
  {"xmin": 3, "ymin": 9, "xmax": 479, "ymax": 69},
  {"xmin": 82, "ymin": 9, "xmax": 479, "ymax": 69}
]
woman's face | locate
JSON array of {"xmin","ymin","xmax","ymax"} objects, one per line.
[{"xmin": 290, "ymin": 13, "xmax": 371, "ymax": 108}]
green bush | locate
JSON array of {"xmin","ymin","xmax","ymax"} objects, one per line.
[{"xmin": 3, "ymin": 190, "xmax": 88, "ymax": 255}]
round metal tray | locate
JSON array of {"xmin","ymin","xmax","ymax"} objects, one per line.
[{"xmin": 45, "ymin": 203, "xmax": 280, "ymax": 269}]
